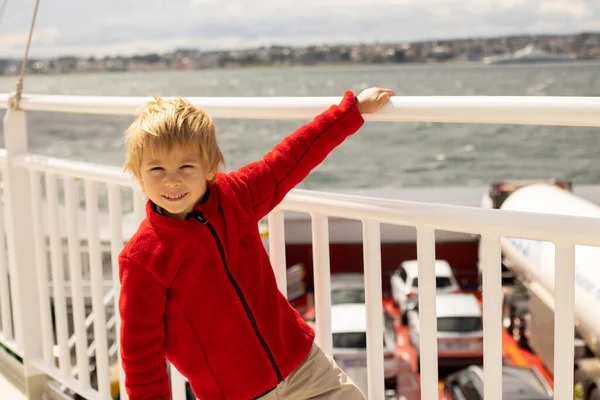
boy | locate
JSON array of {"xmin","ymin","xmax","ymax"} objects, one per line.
[{"xmin": 119, "ymin": 87, "xmax": 394, "ymax": 399}]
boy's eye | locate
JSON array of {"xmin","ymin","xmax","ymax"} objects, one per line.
[
  {"xmin": 150, "ymin": 167, "xmax": 164, "ymax": 171},
  {"xmin": 180, "ymin": 165, "xmax": 194, "ymax": 169}
]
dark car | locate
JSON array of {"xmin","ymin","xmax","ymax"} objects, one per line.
[{"xmin": 443, "ymin": 365, "xmax": 553, "ymax": 400}]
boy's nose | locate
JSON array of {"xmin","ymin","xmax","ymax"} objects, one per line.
[{"xmin": 164, "ymin": 175, "xmax": 181, "ymax": 187}]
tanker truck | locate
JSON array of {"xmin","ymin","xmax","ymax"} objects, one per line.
[{"xmin": 480, "ymin": 180, "xmax": 600, "ymax": 400}]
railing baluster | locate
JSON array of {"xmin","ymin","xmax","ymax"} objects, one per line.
[
  {"xmin": 64, "ymin": 177, "xmax": 91, "ymax": 389},
  {"xmin": 311, "ymin": 213, "xmax": 332, "ymax": 356},
  {"xmin": 554, "ymin": 242, "xmax": 576, "ymax": 400},
  {"xmin": 268, "ymin": 210, "xmax": 287, "ymax": 297},
  {"xmin": 481, "ymin": 235, "xmax": 502, "ymax": 400},
  {"xmin": 170, "ymin": 365, "xmax": 189, "ymax": 400},
  {"xmin": 108, "ymin": 184, "xmax": 127, "ymax": 400},
  {"xmin": 46, "ymin": 173, "xmax": 71, "ymax": 377},
  {"xmin": 133, "ymin": 186, "xmax": 145, "ymax": 224},
  {"xmin": 85, "ymin": 181, "xmax": 110, "ymax": 398},
  {"xmin": 29, "ymin": 170, "xmax": 54, "ymax": 365},
  {"xmin": 362, "ymin": 220, "xmax": 384, "ymax": 400},
  {"xmin": 416, "ymin": 226, "xmax": 438, "ymax": 400},
  {"xmin": 0, "ymin": 176, "xmax": 13, "ymax": 342}
]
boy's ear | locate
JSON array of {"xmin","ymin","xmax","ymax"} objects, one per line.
[{"xmin": 207, "ymin": 169, "xmax": 216, "ymax": 181}]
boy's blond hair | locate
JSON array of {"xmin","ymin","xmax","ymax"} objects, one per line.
[{"xmin": 124, "ymin": 96, "xmax": 225, "ymax": 185}]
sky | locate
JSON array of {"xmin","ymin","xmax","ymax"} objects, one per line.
[{"xmin": 1, "ymin": 0, "xmax": 599, "ymax": 58}]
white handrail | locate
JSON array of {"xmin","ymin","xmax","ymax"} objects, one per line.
[
  {"xmin": 1, "ymin": 93, "xmax": 600, "ymax": 126},
  {"xmin": 282, "ymin": 193, "xmax": 600, "ymax": 245},
  {"xmin": 12, "ymin": 153, "xmax": 132, "ymax": 187}
]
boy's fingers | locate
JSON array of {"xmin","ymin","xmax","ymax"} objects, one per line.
[{"xmin": 377, "ymin": 92, "xmax": 390, "ymax": 102}]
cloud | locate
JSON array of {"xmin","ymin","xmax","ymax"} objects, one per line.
[
  {"xmin": 1, "ymin": 27, "xmax": 61, "ymax": 53},
  {"xmin": 0, "ymin": 0, "xmax": 598, "ymax": 58}
]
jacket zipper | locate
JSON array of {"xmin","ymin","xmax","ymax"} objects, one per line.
[{"xmin": 191, "ymin": 212, "xmax": 283, "ymax": 383}]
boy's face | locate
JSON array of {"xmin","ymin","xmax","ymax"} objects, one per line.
[{"xmin": 140, "ymin": 144, "xmax": 215, "ymax": 220}]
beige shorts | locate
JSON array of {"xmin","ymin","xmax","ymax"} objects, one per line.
[{"xmin": 258, "ymin": 343, "xmax": 365, "ymax": 400}]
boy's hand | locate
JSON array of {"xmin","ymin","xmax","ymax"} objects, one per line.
[{"xmin": 356, "ymin": 87, "xmax": 395, "ymax": 114}]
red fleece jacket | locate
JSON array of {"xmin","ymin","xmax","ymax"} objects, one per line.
[{"xmin": 118, "ymin": 91, "xmax": 364, "ymax": 400}]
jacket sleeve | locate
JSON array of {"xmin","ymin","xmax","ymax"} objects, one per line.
[
  {"xmin": 230, "ymin": 90, "xmax": 364, "ymax": 221},
  {"xmin": 119, "ymin": 255, "xmax": 171, "ymax": 399}
]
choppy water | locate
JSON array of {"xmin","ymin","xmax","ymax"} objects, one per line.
[{"xmin": 1, "ymin": 62, "xmax": 599, "ymax": 192}]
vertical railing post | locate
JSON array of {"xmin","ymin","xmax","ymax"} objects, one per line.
[
  {"xmin": 311, "ymin": 213, "xmax": 332, "ymax": 356},
  {"xmin": 417, "ymin": 226, "xmax": 438, "ymax": 400},
  {"xmin": 481, "ymin": 235, "xmax": 502, "ymax": 400},
  {"xmin": 108, "ymin": 184, "xmax": 127, "ymax": 400},
  {"xmin": 363, "ymin": 220, "xmax": 384, "ymax": 400},
  {"xmin": 268, "ymin": 210, "xmax": 287, "ymax": 297},
  {"xmin": 554, "ymin": 242, "xmax": 576, "ymax": 400},
  {"xmin": 2, "ymin": 108, "xmax": 47, "ymax": 397}
]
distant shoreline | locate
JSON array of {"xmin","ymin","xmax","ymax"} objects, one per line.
[
  {"xmin": 3, "ymin": 58, "xmax": 600, "ymax": 78},
  {"xmin": 2, "ymin": 30, "xmax": 599, "ymax": 76}
]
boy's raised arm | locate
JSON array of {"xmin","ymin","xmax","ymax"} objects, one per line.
[
  {"xmin": 119, "ymin": 257, "xmax": 171, "ymax": 399},
  {"xmin": 230, "ymin": 87, "xmax": 393, "ymax": 221},
  {"xmin": 233, "ymin": 90, "xmax": 362, "ymax": 222}
]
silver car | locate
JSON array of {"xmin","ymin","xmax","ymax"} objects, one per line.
[{"xmin": 407, "ymin": 293, "xmax": 483, "ymax": 372}]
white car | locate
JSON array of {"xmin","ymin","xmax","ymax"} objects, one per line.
[
  {"xmin": 303, "ymin": 274, "xmax": 398, "ymax": 337},
  {"xmin": 407, "ymin": 293, "xmax": 483, "ymax": 372},
  {"xmin": 330, "ymin": 273, "xmax": 366, "ymax": 305},
  {"xmin": 390, "ymin": 259, "xmax": 461, "ymax": 324},
  {"xmin": 330, "ymin": 303, "xmax": 400, "ymax": 392}
]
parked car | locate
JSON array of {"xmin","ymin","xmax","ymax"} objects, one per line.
[
  {"xmin": 303, "ymin": 273, "xmax": 392, "ymax": 325},
  {"xmin": 407, "ymin": 293, "xmax": 483, "ymax": 372},
  {"xmin": 443, "ymin": 365, "xmax": 553, "ymax": 399},
  {"xmin": 390, "ymin": 259, "xmax": 461, "ymax": 324},
  {"xmin": 330, "ymin": 273, "xmax": 366, "ymax": 305},
  {"xmin": 330, "ymin": 303, "xmax": 400, "ymax": 392}
]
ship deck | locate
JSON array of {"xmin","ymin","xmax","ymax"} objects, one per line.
[{"xmin": 1, "ymin": 375, "xmax": 26, "ymax": 400}]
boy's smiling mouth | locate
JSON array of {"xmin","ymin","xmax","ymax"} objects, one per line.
[{"xmin": 162, "ymin": 193, "xmax": 188, "ymax": 201}]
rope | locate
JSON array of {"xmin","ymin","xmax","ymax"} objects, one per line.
[{"xmin": 8, "ymin": 0, "xmax": 40, "ymax": 110}]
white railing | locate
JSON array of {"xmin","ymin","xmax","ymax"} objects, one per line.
[
  {"xmin": 1, "ymin": 93, "xmax": 599, "ymax": 400},
  {"xmin": 2, "ymin": 93, "xmax": 600, "ymax": 126}
]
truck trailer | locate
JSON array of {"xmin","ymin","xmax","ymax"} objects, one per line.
[{"xmin": 480, "ymin": 181, "xmax": 600, "ymax": 400}]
